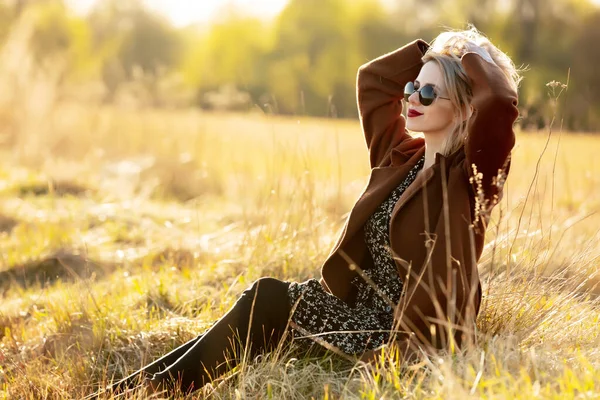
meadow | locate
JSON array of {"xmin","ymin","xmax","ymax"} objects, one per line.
[{"xmin": 1, "ymin": 104, "xmax": 599, "ymax": 399}]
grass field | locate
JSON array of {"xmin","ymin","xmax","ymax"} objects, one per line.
[{"xmin": 1, "ymin": 105, "xmax": 599, "ymax": 399}]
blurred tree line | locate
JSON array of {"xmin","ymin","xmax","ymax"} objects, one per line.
[{"xmin": 0, "ymin": 0, "xmax": 599, "ymax": 130}]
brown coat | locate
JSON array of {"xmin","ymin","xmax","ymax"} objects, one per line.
[{"xmin": 319, "ymin": 39, "xmax": 519, "ymax": 357}]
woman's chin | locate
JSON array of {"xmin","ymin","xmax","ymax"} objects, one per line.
[{"xmin": 406, "ymin": 122, "xmax": 420, "ymax": 131}]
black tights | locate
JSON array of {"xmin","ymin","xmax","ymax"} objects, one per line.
[{"xmin": 107, "ymin": 277, "xmax": 293, "ymax": 395}]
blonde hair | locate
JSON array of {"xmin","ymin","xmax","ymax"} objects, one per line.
[{"xmin": 420, "ymin": 25, "xmax": 523, "ymax": 156}]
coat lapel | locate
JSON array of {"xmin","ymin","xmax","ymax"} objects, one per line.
[
  {"xmin": 389, "ymin": 149, "xmax": 460, "ymax": 224},
  {"xmin": 341, "ymin": 166, "xmax": 407, "ymax": 242},
  {"xmin": 390, "ymin": 164, "xmax": 436, "ymax": 224},
  {"xmin": 340, "ymin": 139, "xmax": 426, "ymax": 245},
  {"xmin": 390, "ymin": 136, "xmax": 425, "ymax": 167}
]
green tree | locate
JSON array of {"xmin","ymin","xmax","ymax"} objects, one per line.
[
  {"xmin": 88, "ymin": 0, "xmax": 182, "ymax": 100},
  {"xmin": 180, "ymin": 13, "xmax": 272, "ymax": 107},
  {"xmin": 267, "ymin": 0, "xmax": 362, "ymax": 116},
  {"xmin": 569, "ymin": 9, "xmax": 600, "ymax": 130}
]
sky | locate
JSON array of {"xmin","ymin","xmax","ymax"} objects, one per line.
[{"xmin": 67, "ymin": 0, "xmax": 290, "ymax": 26}]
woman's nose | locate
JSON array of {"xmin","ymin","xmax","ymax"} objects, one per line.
[{"xmin": 408, "ymin": 91, "xmax": 420, "ymax": 106}]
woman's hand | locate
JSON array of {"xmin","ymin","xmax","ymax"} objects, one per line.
[{"xmin": 463, "ymin": 41, "xmax": 495, "ymax": 64}]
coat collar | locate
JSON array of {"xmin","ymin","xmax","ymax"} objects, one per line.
[
  {"xmin": 390, "ymin": 135, "xmax": 464, "ymax": 167},
  {"xmin": 390, "ymin": 136, "xmax": 425, "ymax": 166}
]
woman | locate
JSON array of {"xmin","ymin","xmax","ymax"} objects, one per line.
[{"xmin": 101, "ymin": 26, "xmax": 521, "ymax": 396}]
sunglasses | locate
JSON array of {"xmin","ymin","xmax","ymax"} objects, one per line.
[{"xmin": 404, "ymin": 81, "xmax": 450, "ymax": 106}]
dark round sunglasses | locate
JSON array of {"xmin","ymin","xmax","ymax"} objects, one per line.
[{"xmin": 404, "ymin": 81, "xmax": 450, "ymax": 106}]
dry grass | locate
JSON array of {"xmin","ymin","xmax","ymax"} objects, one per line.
[{"xmin": 0, "ymin": 100, "xmax": 599, "ymax": 399}]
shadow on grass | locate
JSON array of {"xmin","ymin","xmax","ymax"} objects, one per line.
[
  {"xmin": 0, "ymin": 249, "xmax": 113, "ymax": 292},
  {"xmin": 0, "ymin": 213, "xmax": 18, "ymax": 234},
  {"xmin": 17, "ymin": 179, "xmax": 94, "ymax": 197},
  {"xmin": 0, "ymin": 246, "xmax": 203, "ymax": 293}
]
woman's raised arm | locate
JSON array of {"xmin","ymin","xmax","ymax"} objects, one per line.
[
  {"xmin": 357, "ymin": 39, "xmax": 429, "ymax": 168},
  {"xmin": 460, "ymin": 51, "xmax": 519, "ymax": 207}
]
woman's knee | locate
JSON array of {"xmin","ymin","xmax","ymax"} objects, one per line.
[
  {"xmin": 245, "ymin": 277, "xmax": 290, "ymax": 299},
  {"xmin": 238, "ymin": 277, "xmax": 292, "ymax": 322}
]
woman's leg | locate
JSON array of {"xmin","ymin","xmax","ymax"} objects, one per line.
[{"xmin": 149, "ymin": 277, "xmax": 292, "ymax": 394}]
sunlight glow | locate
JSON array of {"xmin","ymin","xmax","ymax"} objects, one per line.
[
  {"xmin": 67, "ymin": 0, "xmax": 289, "ymax": 26},
  {"xmin": 148, "ymin": 0, "xmax": 289, "ymax": 26}
]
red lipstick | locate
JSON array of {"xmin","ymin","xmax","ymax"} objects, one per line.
[{"xmin": 408, "ymin": 109, "xmax": 423, "ymax": 117}]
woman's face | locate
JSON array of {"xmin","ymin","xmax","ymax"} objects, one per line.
[{"xmin": 405, "ymin": 61, "xmax": 457, "ymax": 137}]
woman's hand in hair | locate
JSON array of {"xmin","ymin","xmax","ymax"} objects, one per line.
[{"xmin": 462, "ymin": 42, "xmax": 495, "ymax": 65}]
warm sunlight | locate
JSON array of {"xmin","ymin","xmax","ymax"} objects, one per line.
[
  {"xmin": 68, "ymin": 0, "xmax": 289, "ymax": 25},
  {"xmin": 3, "ymin": 0, "xmax": 600, "ymax": 398}
]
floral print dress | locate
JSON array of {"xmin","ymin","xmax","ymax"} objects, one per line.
[{"xmin": 287, "ymin": 156, "xmax": 425, "ymax": 355}]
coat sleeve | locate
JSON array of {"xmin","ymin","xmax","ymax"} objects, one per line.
[
  {"xmin": 357, "ymin": 39, "xmax": 429, "ymax": 168},
  {"xmin": 461, "ymin": 53, "xmax": 519, "ymax": 206}
]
